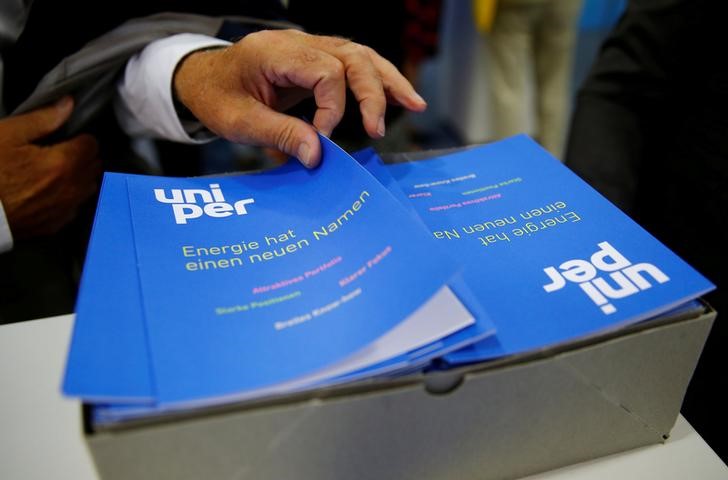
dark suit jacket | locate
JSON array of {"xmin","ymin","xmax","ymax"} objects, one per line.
[
  {"xmin": 3, "ymin": 1, "xmax": 292, "ymax": 137},
  {"xmin": 564, "ymin": 0, "xmax": 728, "ymax": 461}
]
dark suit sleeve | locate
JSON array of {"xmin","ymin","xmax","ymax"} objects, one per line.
[{"xmin": 564, "ymin": 0, "xmax": 712, "ymax": 212}]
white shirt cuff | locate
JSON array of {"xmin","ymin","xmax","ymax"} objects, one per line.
[
  {"xmin": 114, "ymin": 33, "xmax": 232, "ymax": 144},
  {"xmin": 0, "ymin": 200, "xmax": 14, "ymax": 253}
]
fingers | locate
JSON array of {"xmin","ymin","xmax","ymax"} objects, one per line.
[
  {"xmin": 285, "ymin": 49, "xmax": 347, "ymax": 138},
  {"xmin": 223, "ymin": 96, "xmax": 322, "ymax": 168},
  {"xmin": 57, "ymin": 133, "xmax": 102, "ymax": 192},
  {"xmin": 4, "ymin": 96, "xmax": 75, "ymax": 144},
  {"xmin": 299, "ymin": 34, "xmax": 427, "ymax": 137},
  {"xmin": 2, "ymin": 133, "xmax": 101, "ymax": 239},
  {"xmin": 176, "ymin": 29, "xmax": 428, "ymax": 162},
  {"xmin": 44, "ymin": 135, "xmax": 102, "ymax": 206},
  {"xmin": 53, "ymin": 133, "xmax": 99, "ymax": 167},
  {"xmin": 329, "ymin": 42, "xmax": 387, "ymax": 138},
  {"xmin": 176, "ymin": 33, "xmax": 331, "ymax": 164}
]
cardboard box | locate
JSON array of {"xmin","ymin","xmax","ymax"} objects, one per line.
[{"xmin": 85, "ymin": 303, "xmax": 715, "ymax": 480}]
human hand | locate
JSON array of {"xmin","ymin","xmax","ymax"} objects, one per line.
[
  {"xmin": 173, "ymin": 29, "xmax": 428, "ymax": 168},
  {"xmin": 0, "ymin": 97, "xmax": 101, "ymax": 239}
]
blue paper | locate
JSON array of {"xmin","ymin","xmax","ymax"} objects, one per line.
[
  {"xmin": 66, "ymin": 136, "xmax": 483, "ymax": 411},
  {"xmin": 353, "ymin": 148, "xmax": 499, "ymax": 352},
  {"xmin": 374, "ymin": 135, "xmax": 715, "ymax": 363},
  {"xmin": 63, "ymin": 174, "xmax": 154, "ymax": 402}
]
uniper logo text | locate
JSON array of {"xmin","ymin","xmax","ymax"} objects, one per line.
[
  {"xmin": 153, "ymin": 183, "xmax": 255, "ymax": 224},
  {"xmin": 542, "ymin": 241, "xmax": 669, "ymax": 314}
]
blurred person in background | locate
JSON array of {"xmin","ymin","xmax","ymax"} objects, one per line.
[{"xmin": 476, "ymin": 0, "xmax": 582, "ymax": 159}]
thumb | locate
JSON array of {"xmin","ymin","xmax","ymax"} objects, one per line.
[
  {"xmin": 228, "ymin": 100, "xmax": 322, "ymax": 168},
  {"xmin": 7, "ymin": 96, "xmax": 74, "ymax": 144}
]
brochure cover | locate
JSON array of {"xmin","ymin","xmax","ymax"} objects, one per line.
[
  {"xmin": 366, "ymin": 135, "xmax": 715, "ymax": 363},
  {"xmin": 64, "ymin": 136, "xmax": 491, "ymax": 412}
]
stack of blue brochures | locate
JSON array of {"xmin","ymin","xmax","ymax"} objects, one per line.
[
  {"xmin": 63, "ymin": 136, "xmax": 494, "ymax": 422},
  {"xmin": 354, "ymin": 135, "xmax": 714, "ymax": 364},
  {"xmin": 63, "ymin": 134, "xmax": 713, "ymax": 424}
]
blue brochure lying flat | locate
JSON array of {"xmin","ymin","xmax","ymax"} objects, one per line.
[
  {"xmin": 64, "ymin": 136, "xmax": 490, "ymax": 414},
  {"xmin": 364, "ymin": 135, "xmax": 715, "ymax": 363}
]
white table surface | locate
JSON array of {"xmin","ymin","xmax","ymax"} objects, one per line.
[{"xmin": 1, "ymin": 314, "xmax": 726, "ymax": 480}]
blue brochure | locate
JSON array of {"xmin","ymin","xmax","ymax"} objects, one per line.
[
  {"xmin": 64, "ymin": 136, "xmax": 486, "ymax": 411},
  {"xmin": 63, "ymin": 174, "xmax": 153, "ymax": 402},
  {"xmin": 353, "ymin": 148, "xmax": 498, "ymax": 350},
  {"xmin": 367, "ymin": 135, "xmax": 715, "ymax": 363}
]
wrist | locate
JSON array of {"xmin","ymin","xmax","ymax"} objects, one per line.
[{"xmin": 173, "ymin": 46, "xmax": 227, "ymax": 117}]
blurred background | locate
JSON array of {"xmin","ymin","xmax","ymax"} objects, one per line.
[{"xmin": 196, "ymin": 0, "xmax": 627, "ymax": 172}]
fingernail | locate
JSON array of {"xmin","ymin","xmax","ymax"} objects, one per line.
[
  {"xmin": 55, "ymin": 96, "xmax": 73, "ymax": 114},
  {"xmin": 377, "ymin": 117, "xmax": 386, "ymax": 137},
  {"xmin": 298, "ymin": 143, "xmax": 312, "ymax": 167},
  {"xmin": 414, "ymin": 93, "xmax": 427, "ymax": 106}
]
